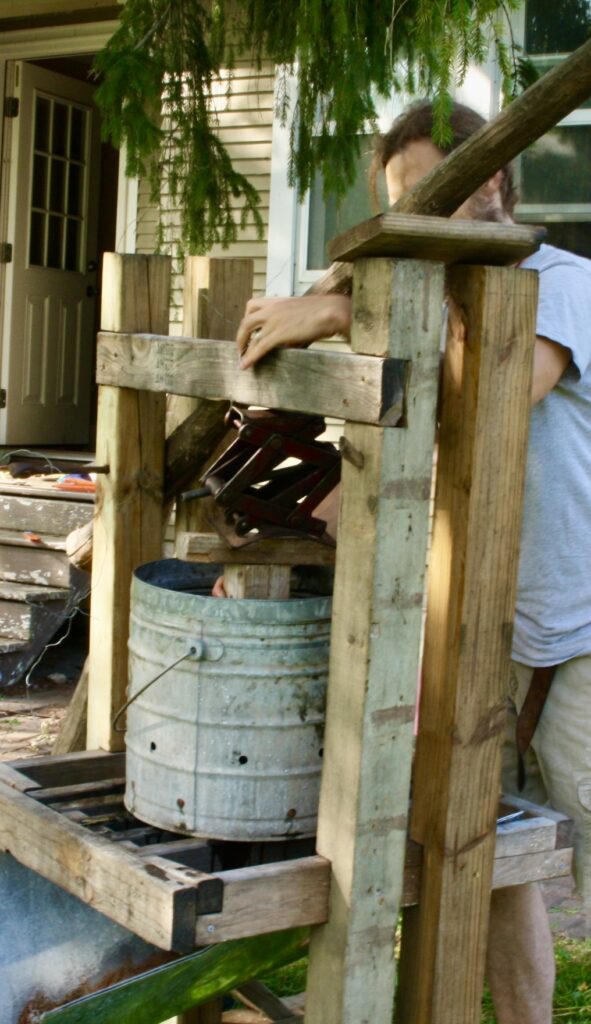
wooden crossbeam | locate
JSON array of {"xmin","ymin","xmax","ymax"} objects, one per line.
[
  {"xmin": 96, "ymin": 333, "xmax": 408, "ymax": 426},
  {"xmin": 176, "ymin": 532, "xmax": 335, "ymax": 566}
]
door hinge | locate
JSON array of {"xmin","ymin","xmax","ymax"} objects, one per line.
[
  {"xmin": 0, "ymin": 389, "xmax": 6, "ymax": 410},
  {"xmin": 0, "ymin": 243, "xmax": 12, "ymax": 264},
  {"xmin": 4, "ymin": 97, "xmax": 19, "ymax": 118}
]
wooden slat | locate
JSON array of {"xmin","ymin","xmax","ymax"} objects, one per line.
[
  {"xmin": 7, "ymin": 749, "xmax": 125, "ymax": 786},
  {"xmin": 194, "ymin": 856, "xmax": 330, "ymax": 944},
  {"xmin": 96, "ymin": 333, "xmax": 408, "ymax": 426},
  {"xmin": 0, "ymin": 493, "xmax": 93, "ymax": 535},
  {"xmin": 327, "ymin": 213, "xmax": 543, "ymax": 264},
  {"xmin": 31, "ymin": 776, "xmax": 125, "ymax": 804},
  {"xmin": 233, "ymin": 981, "xmax": 303, "ymax": 1023},
  {"xmin": 491, "ymin": 847, "xmax": 573, "ymax": 889},
  {"xmin": 501, "ymin": 793, "xmax": 575, "ymax": 849},
  {"xmin": 304, "ymin": 259, "xmax": 443, "ymax": 1024},
  {"xmin": 0, "ymin": 777, "xmax": 221, "ymax": 952},
  {"xmin": 395, "ymin": 265, "xmax": 538, "ymax": 1024},
  {"xmin": 88, "ymin": 253, "xmax": 170, "ymax": 751},
  {"xmin": 176, "ymin": 533, "xmax": 336, "ymax": 566}
]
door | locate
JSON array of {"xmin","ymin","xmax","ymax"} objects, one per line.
[{"xmin": 0, "ymin": 61, "xmax": 101, "ymax": 445}]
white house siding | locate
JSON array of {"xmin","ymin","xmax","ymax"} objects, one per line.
[{"xmin": 134, "ymin": 60, "xmax": 276, "ymax": 333}]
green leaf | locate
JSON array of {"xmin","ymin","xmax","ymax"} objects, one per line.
[{"xmin": 41, "ymin": 927, "xmax": 309, "ymax": 1024}]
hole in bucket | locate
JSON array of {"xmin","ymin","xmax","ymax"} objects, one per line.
[
  {"xmin": 238, "ymin": 755, "xmax": 248, "ymax": 765},
  {"xmin": 318, "ymin": 747, "xmax": 324, "ymax": 758},
  {"xmin": 150, "ymin": 742, "xmax": 157, "ymax": 752}
]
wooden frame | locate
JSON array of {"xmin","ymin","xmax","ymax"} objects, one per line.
[{"xmin": 3, "ymin": 231, "xmax": 575, "ymax": 1024}]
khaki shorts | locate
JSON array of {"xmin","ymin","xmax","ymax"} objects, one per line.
[{"xmin": 502, "ymin": 656, "xmax": 591, "ymax": 927}]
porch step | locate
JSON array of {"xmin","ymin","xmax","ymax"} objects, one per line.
[
  {"xmin": 0, "ymin": 582, "xmax": 69, "ymax": 642},
  {"xmin": 0, "ymin": 635, "xmax": 28, "ymax": 655},
  {"xmin": 0, "ymin": 531, "xmax": 70, "ymax": 588}
]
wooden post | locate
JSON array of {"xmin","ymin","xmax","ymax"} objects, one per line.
[
  {"xmin": 395, "ymin": 265, "xmax": 538, "ymax": 1024},
  {"xmin": 87, "ymin": 253, "xmax": 171, "ymax": 751},
  {"xmin": 304, "ymin": 258, "xmax": 443, "ymax": 1024},
  {"xmin": 169, "ymin": 257, "xmax": 253, "ymax": 538}
]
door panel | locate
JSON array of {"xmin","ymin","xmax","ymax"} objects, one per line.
[{"xmin": 0, "ymin": 61, "xmax": 100, "ymax": 445}]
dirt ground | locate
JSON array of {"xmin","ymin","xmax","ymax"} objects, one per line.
[
  {"xmin": 0, "ymin": 612, "xmax": 86, "ymax": 761},
  {"xmin": 0, "ymin": 616, "xmax": 587, "ymax": 941}
]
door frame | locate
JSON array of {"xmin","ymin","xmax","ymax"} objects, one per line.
[{"xmin": 0, "ymin": 20, "xmax": 138, "ymax": 436}]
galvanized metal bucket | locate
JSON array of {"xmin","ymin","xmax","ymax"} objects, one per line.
[{"xmin": 125, "ymin": 560, "xmax": 331, "ymax": 841}]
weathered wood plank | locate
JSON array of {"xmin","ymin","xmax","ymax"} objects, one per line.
[
  {"xmin": 0, "ymin": 777, "xmax": 220, "ymax": 951},
  {"xmin": 194, "ymin": 856, "xmax": 331, "ymax": 944},
  {"xmin": 96, "ymin": 333, "xmax": 408, "ymax": 427},
  {"xmin": 0, "ymin": 493, "xmax": 93, "ymax": 535},
  {"xmin": 501, "ymin": 793, "xmax": 575, "ymax": 849},
  {"xmin": 88, "ymin": 253, "xmax": 170, "ymax": 751},
  {"xmin": 223, "ymin": 564, "xmax": 292, "ymax": 599},
  {"xmin": 304, "ymin": 259, "xmax": 443, "ymax": 1024},
  {"xmin": 176, "ymin": 533, "xmax": 336, "ymax": 566},
  {"xmin": 7, "ymin": 749, "xmax": 125, "ymax": 786},
  {"xmin": 171, "ymin": 258, "xmax": 254, "ymax": 546},
  {"xmin": 328, "ymin": 213, "xmax": 543, "ymax": 264},
  {"xmin": 395, "ymin": 265, "xmax": 538, "ymax": 1024},
  {"xmin": 491, "ymin": 847, "xmax": 573, "ymax": 889}
]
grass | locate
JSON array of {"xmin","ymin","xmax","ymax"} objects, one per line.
[{"xmin": 263, "ymin": 938, "xmax": 591, "ymax": 1023}]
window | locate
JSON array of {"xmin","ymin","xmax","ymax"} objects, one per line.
[{"xmin": 515, "ymin": 0, "xmax": 591, "ymax": 258}]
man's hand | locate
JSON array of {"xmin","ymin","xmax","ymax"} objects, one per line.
[{"xmin": 237, "ymin": 295, "xmax": 352, "ymax": 369}]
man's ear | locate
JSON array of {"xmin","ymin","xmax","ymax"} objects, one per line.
[{"xmin": 480, "ymin": 169, "xmax": 504, "ymax": 197}]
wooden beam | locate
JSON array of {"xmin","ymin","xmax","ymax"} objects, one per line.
[
  {"xmin": 87, "ymin": 253, "xmax": 170, "ymax": 751},
  {"xmin": 96, "ymin": 334, "xmax": 408, "ymax": 427},
  {"xmin": 223, "ymin": 564, "xmax": 292, "ymax": 600},
  {"xmin": 170, "ymin": 258, "xmax": 253, "ymax": 541},
  {"xmin": 176, "ymin": 532, "xmax": 335, "ymax": 566},
  {"xmin": 194, "ymin": 856, "xmax": 330, "ymax": 945},
  {"xmin": 304, "ymin": 258, "xmax": 443, "ymax": 1024},
  {"xmin": 310, "ymin": 35, "xmax": 591, "ymax": 295},
  {"xmin": 328, "ymin": 214, "xmax": 543, "ymax": 264},
  {"xmin": 395, "ymin": 265, "xmax": 538, "ymax": 1024},
  {"xmin": 53, "ymin": 657, "xmax": 89, "ymax": 755}
]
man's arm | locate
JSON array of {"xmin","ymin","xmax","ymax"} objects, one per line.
[{"xmin": 531, "ymin": 337, "xmax": 571, "ymax": 405}]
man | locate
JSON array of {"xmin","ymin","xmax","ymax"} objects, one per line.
[{"xmin": 234, "ymin": 101, "xmax": 591, "ymax": 1024}]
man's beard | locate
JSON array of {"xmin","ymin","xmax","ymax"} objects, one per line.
[{"xmin": 466, "ymin": 190, "xmax": 508, "ymax": 223}]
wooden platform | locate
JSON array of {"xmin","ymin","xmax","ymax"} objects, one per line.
[{"xmin": 0, "ymin": 751, "xmax": 573, "ymax": 954}]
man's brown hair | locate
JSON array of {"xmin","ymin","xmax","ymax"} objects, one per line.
[{"xmin": 370, "ymin": 99, "xmax": 517, "ymax": 215}]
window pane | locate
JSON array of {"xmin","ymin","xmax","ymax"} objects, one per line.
[
  {"xmin": 47, "ymin": 214, "xmax": 63, "ymax": 268},
  {"xmin": 52, "ymin": 102, "xmax": 68, "ymax": 157},
  {"xmin": 67, "ymin": 163, "xmax": 82, "ymax": 217},
  {"xmin": 49, "ymin": 158, "xmax": 66, "ymax": 213},
  {"xmin": 29, "ymin": 211, "xmax": 46, "ymax": 265},
  {"xmin": 531, "ymin": 57, "xmax": 591, "ymax": 107},
  {"xmin": 32, "ymin": 154, "xmax": 48, "ymax": 209},
  {"xmin": 544, "ymin": 222, "xmax": 591, "ymax": 260},
  {"xmin": 34, "ymin": 96, "xmax": 51, "ymax": 152},
  {"xmin": 307, "ymin": 139, "xmax": 386, "ymax": 270},
  {"xmin": 526, "ymin": 0, "xmax": 591, "ymax": 54},
  {"xmin": 65, "ymin": 218, "xmax": 80, "ymax": 271},
  {"xmin": 520, "ymin": 126, "xmax": 591, "ymax": 204},
  {"xmin": 70, "ymin": 108, "xmax": 86, "ymax": 161}
]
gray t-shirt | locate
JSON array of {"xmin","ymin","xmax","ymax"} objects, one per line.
[{"xmin": 513, "ymin": 243, "xmax": 591, "ymax": 666}]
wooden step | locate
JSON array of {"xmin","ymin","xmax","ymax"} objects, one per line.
[
  {"xmin": 0, "ymin": 582, "xmax": 69, "ymax": 641},
  {"xmin": 0, "ymin": 492, "xmax": 93, "ymax": 538},
  {"xmin": 0, "ymin": 534, "xmax": 70, "ymax": 588},
  {"xmin": 0, "ymin": 635, "xmax": 28, "ymax": 655}
]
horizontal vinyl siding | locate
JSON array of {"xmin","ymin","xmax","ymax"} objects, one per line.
[{"xmin": 135, "ymin": 60, "xmax": 275, "ymax": 333}]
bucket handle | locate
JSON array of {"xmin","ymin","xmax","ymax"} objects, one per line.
[{"xmin": 112, "ymin": 643, "xmax": 201, "ymax": 733}]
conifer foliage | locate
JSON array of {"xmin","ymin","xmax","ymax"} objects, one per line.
[{"xmin": 94, "ymin": 0, "xmax": 523, "ymax": 254}]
